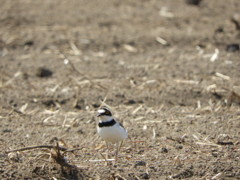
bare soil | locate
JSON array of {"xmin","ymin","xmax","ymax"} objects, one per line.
[{"xmin": 0, "ymin": 0, "xmax": 240, "ymax": 179}]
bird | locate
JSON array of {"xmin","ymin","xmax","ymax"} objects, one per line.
[{"xmin": 96, "ymin": 106, "xmax": 128, "ymax": 163}]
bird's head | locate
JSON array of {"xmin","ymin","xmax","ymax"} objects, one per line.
[{"xmin": 97, "ymin": 107, "xmax": 113, "ymax": 121}]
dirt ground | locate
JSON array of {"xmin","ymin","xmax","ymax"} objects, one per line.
[{"xmin": 0, "ymin": 0, "xmax": 240, "ymax": 179}]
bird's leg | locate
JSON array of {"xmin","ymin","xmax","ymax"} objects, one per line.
[
  {"xmin": 105, "ymin": 141, "xmax": 110, "ymax": 160},
  {"xmin": 114, "ymin": 142, "xmax": 119, "ymax": 164},
  {"xmin": 114, "ymin": 140, "xmax": 124, "ymax": 164},
  {"xmin": 118, "ymin": 140, "xmax": 124, "ymax": 152},
  {"xmin": 104, "ymin": 141, "xmax": 111, "ymax": 166}
]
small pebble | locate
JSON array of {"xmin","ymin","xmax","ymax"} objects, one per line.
[
  {"xmin": 160, "ymin": 147, "xmax": 168, "ymax": 153},
  {"xmin": 226, "ymin": 44, "xmax": 239, "ymax": 52},
  {"xmin": 212, "ymin": 151, "xmax": 218, "ymax": 157},
  {"xmin": 24, "ymin": 40, "xmax": 34, "ymax": 46},
  {"xmin": 125, "ymin": 99, "xmax": 136, "ymax": 105},
  {"xmin": 92, "ymin": 103, "xmax": 100, "ymax": 108},
  {"xmin": 134, "ymin": 161, "xmax": 146, "ymax": 167},
  {"xmin": 42, "ymin": 99, "xmax": 55, "ymax": 107},
  {"xmin": 176, "ymin": 145, "xmax": 183, "ymax": 149},
  {"xmin": 185, "ymin": 0, "xmax": 202, "ymax": 5},
  {"xmin": 36, "ymin": 67, "xmax": 53, "ymax": 78},
  {"xmin": 2, "ymin": 129, "xmax": 12, "ymax": 133},
  {"xmin": 140, "ymin": 173, "xmax": 150, "ymax": 179}
]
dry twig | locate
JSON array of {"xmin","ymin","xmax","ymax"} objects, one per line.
[
  {"xmin": 6, "ymin": 145, "xmax": 68, "ymax": 153},
  {"xmin": 6, "ymin": 145, "xmax": 84, "ymax": 154},
  {"xmin": 61, "ymin": 53, "xmax": 107, "ymax": 90},
  {"xmin": 50, "ymin": 143, "xmax": 75, "ymax": 168}
]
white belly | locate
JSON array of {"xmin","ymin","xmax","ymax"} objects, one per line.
[{"xmin": 97, "ymin": 124, "xmax": 128, "ymax": 144}]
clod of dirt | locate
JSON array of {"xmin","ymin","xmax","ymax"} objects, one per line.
[
  {"xmin": 134, "ymin": 161, "xmax": 146, "ymax": 167},
  {"xmin": 172, "ymin": 168, "xmax": 194, "ymax": 179},
  {"xmin": 91, "ymin": 103, "xmax": 100, "ymax": 108},
  {"xmin": 36, "ymin": 67, "xmax": 53, "ymax": 78},
  {"xmin": 175, "ymin": 145, "xmax": 183, "ymax": 149},
  {"xmin": 211, "ymin": 150, "xmax": 218, "ymax": 157},
  {"xmin": 77, "ymin": 129, "xmax": 84, "ymax": 134},
  {"xmin": 160, "ymin": 147, "xmax": 168, "ymax": 153},
  {"xmin": 42, "ymin": 99, "xmax": 56, "ymax": 107},
  {"xmin": 140, "ymin": 173, "xmax": 150, "ymax": 179},
  {"xmin": 217, "ymin": 141, "xmax": 234, "ymax": 145},
  {"xmin": 111, "ymin": 173, "xmax": 126, "ymax": 180},
  {"xmin": 73, "ymin": 99, "xmax": 85, "ymax": 109},
  {"xmin": 211, "ymin": 92, "xmax": 223, "ymax": 100},
  {"xmin": 215, "ymin": 27, "xmax": 224, "ymax": 33},
  {"xmin": 2, "ymin": 129, "xmax": 12, "ymax": 133},
  {"xmin": 226, "ymin": 44, "xmax": 239, "ymax": 52},
  {"xmin": 137, "ymin": 149, "xmax": 145, "ymax": 154},
  {"xmin": 24, "ymin": 40, "xmax": 34, "ymax": 47},
  {"xmin": 217, "ymin": 134, "xmax": 234, "ymax": 145},
  {"xmin": 50, "ymin": 137, "xmax": 59, "ymax": 144},
  {"xmin": 124, "ymin": 99, "xmax": 137, "ymax": 105},
  {"xmin": 8, "ymin": 152, "xmax": 22, "ymax": 162},
  {"xmin": 185, "ymin": 0, "xmax": 202, "ymax": 6},
  {"xmin": 32, "ymin": 166, "xmax": 47, "ymax": 176},
  {"xmin": 227, "ymin": 91, "xmax": 240, "ymax": 106},
  {"xmin": 115, "ymin": 93, "xmax": 125, "ymax": 99},
  {"xmin": 124, "ymin": 99, "xmax": 143, "ymax": 105}
]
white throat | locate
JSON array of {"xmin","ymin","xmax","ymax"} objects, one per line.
[{"xmin": 99, "ymin": 115, "xmax": 113, "ymax": 122}]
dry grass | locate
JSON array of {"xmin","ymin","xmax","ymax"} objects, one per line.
[{"xmin": 1, "ymin": 0, "xmax": 240, "ymax": 179}]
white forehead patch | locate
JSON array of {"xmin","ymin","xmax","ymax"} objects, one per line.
[{"xmin": 98, "ymin": 109, "xmax": 106, "ymax": 114}]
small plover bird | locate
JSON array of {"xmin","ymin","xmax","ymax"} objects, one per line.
[{"xmin": 97, "ymin": 107, "xmax": 128, "ymax": 162}]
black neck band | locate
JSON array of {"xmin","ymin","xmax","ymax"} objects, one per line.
[{"xmin": 98, "ymin": 119, "xmax": 116, "ymax": 127}]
